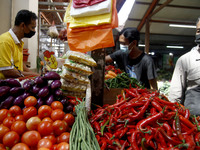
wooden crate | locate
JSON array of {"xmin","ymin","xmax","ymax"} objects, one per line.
[{"xmin": 103, "ymin": 88, "xmax": 124, "ymax": 105}]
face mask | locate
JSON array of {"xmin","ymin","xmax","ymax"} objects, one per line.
[
  {"xmin": 24, "ymin": 30, "xmax": 35, "ymax": 38},
  {"xmin": 195, "ymin": 34, "xmax": 200, "ymax": 45},
  {"xmin": 120, "ymin": 44, "xmax": 128, "ymax": 52}
]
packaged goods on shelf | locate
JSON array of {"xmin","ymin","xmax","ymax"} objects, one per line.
[
  {"xmin": 61, "ymin": 79, "xmax": 87, "ymax": 92},
  {"xmin": 66, "ymin": 51, "xmax": 97, "ymax": 66},
  {"xmin": 63, "ymin": 90, "xmax": 86, "ymax": 98},
  {"xmin": 64, "ymin": 59, "xmax": 93, "ymax": 75}
]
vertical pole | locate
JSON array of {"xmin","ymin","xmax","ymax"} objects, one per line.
[
  {"xmin": 91, "ymin": 49, "xmax": 105, "ymax": 107},
  {"xmin": 145, "ymin": 18, "xmax": 150, "ymax": 54}
]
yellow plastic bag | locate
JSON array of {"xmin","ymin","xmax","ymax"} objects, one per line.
[{"xmin": 64, "ymin": 0, "xmax": 112, "ymax": 28}]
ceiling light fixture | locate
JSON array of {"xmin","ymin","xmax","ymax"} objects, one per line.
[
  {"xmin": 118, "ymin": 0, "xmax": 135, "ymax": 26},
  {"xmin": 169, "ymin": 24, "xmax": 196, "ymax": 29},
  {"xmin": 139, "ymin": 44, "xmax": 145, "ymax": 47},
  {"xmin": 166, "ymin": 46, "xmax": 184, "ymax": 49}
]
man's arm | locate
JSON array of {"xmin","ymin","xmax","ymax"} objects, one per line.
[
  {"xmin": 23, "ymin": 62, "xmax": 40, "ymax": 76},
  {"xmin": 105, "ymin": 55, "xmax": 113, "ymax": 63},
  {"xmin": 149, "ymin": 78, "xmax": 158, "ymax": 90}
]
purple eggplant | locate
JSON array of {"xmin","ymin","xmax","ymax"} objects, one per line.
[
  {"xmin": 0, "ymin": 86, "xmax": 10, "ymax": 97},
  {"xmin": 6, "ymin": 78, "xmax": 21, "ymax": 87},
  {"xmin": 34, "ymin": 76, "xmax": 48, "ymax": 87},
  {"xmin": 45, "ymin": 95, "xmax": 54, "ymax": 106},
  {"xmin": 0, "ymin": 80, "xmax": 7, "ymax": 86},
  {"xmin": 65, "ymin": 104, "xmax": 74, "ymax": 113},
  {"xmin": 44, "ymin": 71, "xmax": 60, "ymax": 80},
  {"xmin": 35, "ymin": 98, "xmax": 44, "ymax": 109},
  {"xmin": 60, "ymin": 98, "xmax": 68, "ymax": 106},
  {"xmin": 21, "ymin": 92, "xmax": 30, "ymax": 100},
  {"xmin": 50, "ymin": 80, "xmax": 61, "ymax": 90},
  {"xmin": 10, "ymin": 87, "xmax": 24, "ymax": 96},
  {"xmin": 13, "ymin": 95, "xmax": 24, "ymax": 107},
  {"xmin": 32, "ymin": 85, "xmax": 41, "ymax": 95},
  {"xmin": 54, "ymin": 89, "xmax": 63, "ymax": 97},
  {"xmin": 38, "ymin": 86, "xmax": 49, "ymax": 98},
  {"xmin": 0, "ymin": 96, "xmax": 14, "ymax": 109},
  {"xmin": 23, "ymin": 80, "xmax": 34, "ymax": 91}
]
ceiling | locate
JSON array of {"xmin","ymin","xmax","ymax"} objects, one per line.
[{"xmin": 38, "ymin": 0, "xmax": 200, "ymax": 57}]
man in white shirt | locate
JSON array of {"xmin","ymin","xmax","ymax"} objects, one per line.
[{"xmin": 169, "ymin": 16, "xmax": 200, "ymax": 115}]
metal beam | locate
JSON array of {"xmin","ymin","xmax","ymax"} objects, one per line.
[
  {"xmin": 135, "ymin": 1, "xmax": 200, "ymax": 10},
  {"xmin": 39, "ymin": 1, "xmax": 69, "ymax": 7},
  {"xmin": 40, "ymin": 12, "xmax": 51, "ymax": 25},
  {"xmin": 128, "ymin": 18, "xmax": 195, "ymax": 25},
  {"xmin": 137, "ymin": 0, "xmax": 159, "ymax": 31},
  {"xmin": 39, "ymin": 9, "xmax": 66, "ymax": 12}
]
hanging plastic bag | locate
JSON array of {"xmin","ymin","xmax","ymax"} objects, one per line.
[
  {"xmin": 65, "ymin": 0, "xmax": 112, "ymax": 29},
  {"xmin": 66, "ymin": 0, "xmax": 118, "ymax": 52},
  {"xmin": 47, "ymin": 21, "xmax": 59, "ymax": 38}
]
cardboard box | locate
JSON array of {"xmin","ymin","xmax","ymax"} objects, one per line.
[{"xmin": 103, "ymin": 88, "xmax": 124, "ymax": 105}]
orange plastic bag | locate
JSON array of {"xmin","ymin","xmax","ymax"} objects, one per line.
[{"xmin": 67, "ymin": 0, "xmax": 118, "ymax": 52}]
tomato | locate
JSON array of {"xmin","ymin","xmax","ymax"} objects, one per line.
[
  {"xmin": 51, "ymin": 109, "xmax": 65, "ymax": 121},
  {"xmin": 63, "ymin": 113, "xmax": 75, "ymax": 127},
  {"xmin": 38, "ymin": 121, "xmax": 53, "ymax": 136},
  {"xmin": 11, "ymin": 143, "xmax": 30, "ymax": 150},
  {"xmin": 23, "ymin": 106, "xmax": 37, "ymax": 120},
  {"xmin": 3, "ymin": 116, "xmax": 15, "ymax": 128},
  {"xmin": 0, "ymin": 109, "xmax": 8, "ymax": 122},
  {"xmin": 51, "ymin": 101, "xmax": 63, "ymax": 110},
  {"xmin": 24, "ymin": 96, "xmax": 37, "ymax": 107},
  {"xmin": 42, "ymin": 117, "xmax": 53, "ymax": 123},
  {"xmin": 52, "ymin": 120, "xmax": 68, "ymax": 136},
  {"xmin": 43, "ymin": 135, "xmax": 57, "ymax": 145},
  {"xmin": 38, "ymin": 105, "xmax": 52, "ymax": 119},
  {"xmin": 52, "ymin": 144, "xmax": 57, "ymax": 150},
  {"xmin": 37, "ymin": 138, "xmax": 53, "ymax": 149},
  {"xmin": 11, "ymin": 120, "xmax": 26, "ymax": 135},
  {"xmin": 9, "ymin": 106, "xmax": 22, "ymax": 117},
  {"xmin": 0, "ymin": 143, "xmax": 6, "ymax": 150},
  {"xmin": 0, "ymin": 125, "xmax": 10, "ymax": 142},
  {"xmin": 56, "ymin": 142, "xmax": 69, "ymax": 150},
  {"xmin": 26, "ymin": 116, "xmax": 41, "ymax": 130},
  {"xmin": 15, "ymin": 115, "xmax": 25, "ymax": 121},
  {"xmin": 21, "ymin": 131, "xmax": 41, "ymax": 147},
  {"xmin": 56, "ymin": 132, "xmax": 70, "ymax": 144},
  {"xmin": 3, "ymin": 131, "xmax": 20, "ymax": 148}
]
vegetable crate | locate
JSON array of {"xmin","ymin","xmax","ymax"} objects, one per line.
[{"xmin": 103, "ymin": 88, "xmax": 123, "ymax": 105}]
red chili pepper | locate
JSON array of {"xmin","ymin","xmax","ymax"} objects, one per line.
[
  {"xmin": 195, "ymin": 132, "xmax": 200, "ymax": 146},
  {"xmin": 96, "ymin": 134, "xmax": 100, "ymax": 142},
  {"xmin": 157, "ymin": 131, "xmax": 167, "ymax": 148},
  {"xmin": 150, "ymin": 107, "xmax": 157, "ymax": 115},
  {"xmin": 163, "ymin": 122, "xmax": 173, "ymax": 137},
  {"xmin": 120, "ymin": 140, "xmax": 128, "ymax": 150},
  {"xmin": 154, "ymin": 97, "xmax": 175, "ymax": 106},
  {"xmin": 175, "ymin": 112, "xmax": 185, "ymax": 142},
  {"xmin": 90, "ymin": 109, "xmax": 105, "ymax": 123},
  {"xmin": 93, "ymin": 121, "xmax": 101, "ymax": 131},
  {"xmin": 179, "ymin": 115, "xmax": 195, "ymax": 129},
  {"xmin": 136, "ymin": 107, "xmax": 165, "ymax": 131},
  {"xmin": 175, "ymin": 134, "xmax": 195, "ymax": 150},
  {"xmin": 130, "ymin": 130, "xmax": 140, "ymax": 150},
  {"xmin": 110, "ymin": 127, "xmax": 128, "ymax": 139},
  {"xmin": 182, "ymin": 126, "xmax": 196, "ymax": 135},
  {"xmin": 100, "ymin": 138, "xmax": 107, "ymax": 150},
  {"xmin": 125, "ymin": 89, "xmax": 138, "ymax": 98},
  {"xmin": 151, "ymin": 100, "xmax": 163, "ymax": 111},
  {"xmin": 124, "ymin": 99, "xmax": 150, "ymax": 123},
  {"xmin": 119, "ymin": 102, "xmax": 144, "ymax": 110},
  {"xmin": 158, "ymin": 128, "xmax": 182, "ymax": 145}
]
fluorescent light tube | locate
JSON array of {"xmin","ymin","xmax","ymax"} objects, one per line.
[
  {"xmin": 118, "ymin": 0, "xmax": 135, "ymax": 26},
  {"xmin": 167, "ymin": 46, "xmax": 184, "ymax": 49},
  {"xmin": 139, "ymin": 44, "xmax": 145, "ymax": 47},
  {"xmin": 169, "ymin": 24, "xmax": 196, "ymax": 29}
]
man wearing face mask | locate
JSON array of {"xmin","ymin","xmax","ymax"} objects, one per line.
[
  {"xmin": 169, "ymin": 17, "xmax": 200, "ymax": 115},
  {"xmin": 105, "ymin": 27, "xmax": 158, "ymax": 90},
  {"xmin": 0, "ymin": 10, "xmax": 39, "ymax": 79}
]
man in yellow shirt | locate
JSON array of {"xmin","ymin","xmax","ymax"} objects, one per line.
[{"xmin": 0, "ymin": 10, "xmax": 39, "ymax": 79}]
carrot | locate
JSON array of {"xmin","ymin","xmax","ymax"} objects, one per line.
[
  {"xmin": 105, "ymin": 74, "xmax": 115, "ymax": 79},
  {"xmin": 108, "ymin": 71, "xmax": 117, "ymax": 77}
]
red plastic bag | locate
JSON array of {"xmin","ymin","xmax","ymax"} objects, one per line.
[{"xmin": 73, "ymin": 0, "xmax": 106, "ymax": 8}]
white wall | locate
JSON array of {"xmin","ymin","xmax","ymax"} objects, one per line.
[
  {"xmin": 0, "ymin": 0, "xmax": 12, "ymax": 34},
  {"xmin": 11, "ymin": 0, "xmax": 38, "ymax": 69}
]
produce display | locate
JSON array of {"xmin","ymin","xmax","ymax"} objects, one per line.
[
  {"xmin": 0, "ymin": 72, "xmax": 72, "ymax": 112},
  {"xmin": 89, "ymin": 88, "xmax": 200, "ymax": 150},
  {"xmin": 0, "ymin": 99, "xmax": 74, "ymax": 149},
  {"xmin": 105, "ymin": 72, "xmax": 143, "ymax": 89},
  {"xmin": 70, "ymin": 100, "xmax": 100, "ymax": 150}
]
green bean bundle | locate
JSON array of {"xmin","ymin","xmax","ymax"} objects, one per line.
[{"xmin": 70, "ymin": 101, "xmax": 100, "ymax": 150}]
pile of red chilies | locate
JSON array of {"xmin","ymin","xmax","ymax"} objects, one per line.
[{"xmin": 89, "ymin": 88, "xmax": 200, "ymax": 150}]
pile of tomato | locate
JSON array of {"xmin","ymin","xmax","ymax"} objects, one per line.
[{"xmin": 0, "ymin": 96, "xmax": 75, "ymax": 150}]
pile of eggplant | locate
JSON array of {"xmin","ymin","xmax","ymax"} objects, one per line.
[{"xmin": 0, "ymin": 72, "xmax": 73, "ymax": 112}]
